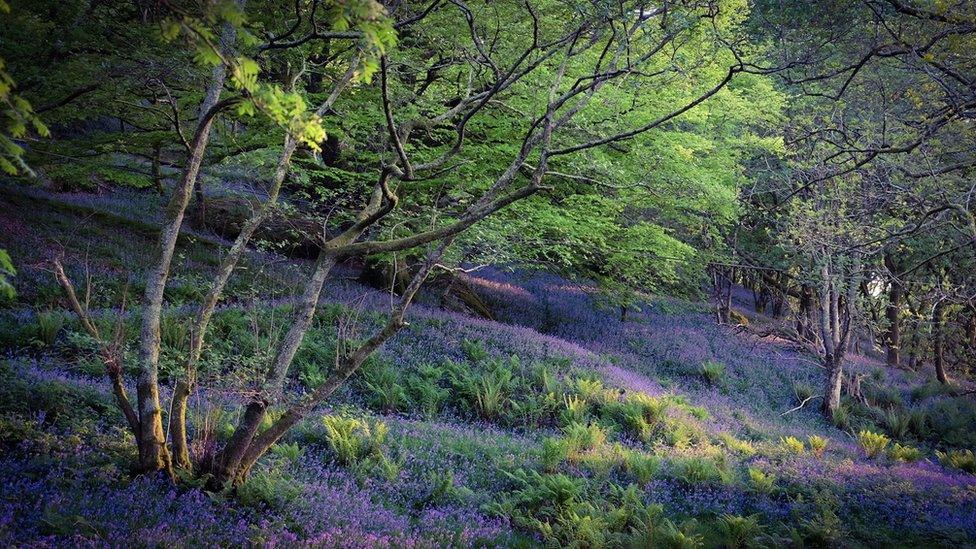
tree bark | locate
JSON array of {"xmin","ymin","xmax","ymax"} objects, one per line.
[
  {"xmin": 169, "ymin": 135, "xmax": 298, "ymax": 470},
  {"xmin": 884, "ymin": 253, "xmax": 902, "ymax": 368},
  {"xmin": 135, "ymin": 97, "xmax": 233, "ymax": 475},
  {"xmin": 226, "ymin": 239, "xmax": 453, "ymax": 485},
  {"xmin": 152, "ymin": 141, "xmax": 164, "ymax": 194},
  {"xmin": 192, "ymin": 10, "xmax": 239, "ymax": 227},
  {"xmin": 933, "ymin": 299, "xmax": 949, "ymax": 384},
  {"xmin": 824, "ymin": 354, "xmax": 844, "ymax": 415}
]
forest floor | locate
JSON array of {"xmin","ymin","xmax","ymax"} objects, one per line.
[{"xmin": 1, "ymin": 184, "xmax": 975, "ymax": 547}]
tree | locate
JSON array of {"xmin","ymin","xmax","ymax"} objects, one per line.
[{"xmin": 38, "ymin": 0, "xmax": 774, "ymax": 484}]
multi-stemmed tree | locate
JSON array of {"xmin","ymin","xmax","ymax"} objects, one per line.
[{"xmin": 37, "ymin": 0, "xmax": 778, "ymax": 484}]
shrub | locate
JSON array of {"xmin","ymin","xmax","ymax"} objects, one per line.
[
  {"xmin": 747, "ymin": 467, "xmax": 775, "ymax": 494},
  {"xmin": 807, "ymin": 435, "xmax": 828, "ymax": 458},
  {"xmin": 780, "ymin": 436, "xmax": 805, "ymax": 454},
  {"xmin": 700, "ymin": 360, "xmax": 726, "ymax": 385},
  {"xmin": 34, "ymin": 310, "xmax": 65, "ymax": 346},
  {"xmin": 888, "ymin": 443, "xmax": 924, "ymax": 463},
  {"xmin": 857, "ymin": 430, "xmax": 890, "ymax": 458},
  {"xmin": 936, "ymin": 449, "xmax": 976, "ymax": 474},
  {"xmin": 321, "ymin": 414, "xmax": 388, "ymax": 466},
  {"xmin": 717, "ymin": 514, "xmax": 764, "ymax": 549}
]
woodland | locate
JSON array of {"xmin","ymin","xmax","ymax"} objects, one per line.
[{"xmin": 0, "ymin": 0, "xmax": 975, "ymax": 546}]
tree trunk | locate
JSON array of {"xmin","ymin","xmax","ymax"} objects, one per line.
[
  {"xmin": 224, "ymin": 239, "xmax": 453, "ymax": 485},
  {"xmin": 212, "ymin": 400, "xmax": 267, "ymax": 486},
  {"xmin": 135, "ymin": 94, "xmax": 232, "ymax": 476},
  {"xmin": 192, "ymin": 13, "xmax": 239, "ymax": 227},
  {"xmin": 824, "ymin": 354, "xmax": 844, "ymax": 416},
  {"xmin": 797, "ymin": 285, "xmax": 817, "ymax": 343},
  {"xmin": 152, "ymin": 141, "xmax": 164, "ymax": 194},
  {"xmin": 169, "ymin": 135, "xmax": 298, "ymax": 470},
  {"xmin": 884, "ymin": 253, "xmax": 901, "ymax": 368},
  {"xmin": 933, "ymin": 299, "xmax": 949, "ymax": 384}
]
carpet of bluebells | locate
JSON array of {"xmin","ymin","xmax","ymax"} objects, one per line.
[{"xmin": 2, "ymin": 191, "xmax": 976, "ymax": 547}]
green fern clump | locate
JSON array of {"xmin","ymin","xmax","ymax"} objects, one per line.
[
  {"xmin": 780, "ymin": 436, "xmax": 805, "ymax": 454},
  {"xmin": 600, "ymin": 392, "xmax": 667, "ymax": 442},
  {"xmin": 936, "ymin": 449, "xmax": 976, "ymax": 474},
  {"xmin": 360, "ymin": 360, "xmax": 409, "ymax": 412},
  {"xmin": 888, "ymin": 443, "xmax": 924, "ymax": 463},
  {"xmin": 562, "ymin": 422, "xmax": 607, "ymax": 463},
  {"xmin": 541, "ymin": 438, "xmax": 568, "ymax": 473},
  {"xmin": 460, "ymin": 338, "xmax": 488, "ymax": 362},
  {"xmin": 831, "ymin": 405, "xmax": 851, "ymax": 431},
  {"xmin": 270, "ymin": 441, "xmax": 303, "ymax": 463},
  {"xmin": 237, "ymin": 467, "xmax": 302, "ymax": 509},
  {"xmin": 672, "ymin": 456, "xmax": 728, "ymax": 485},
  {"xmin": 807, "ymin": 435, "xmax": 828, "ymax": 458},
  {"xmin": 747, "ymin": 467, "xmax": 776, "ymax": 494},
  {"xmin": 321, "ymin": 414, "xmax": 388, "ymax": 466},
  {"xmin": 406, "ymin": 363, "xmax": 448, "ymax": 418},
  {"xmin": 560, "ymin": 393, "xmax": 589, "ymax": 425},
  {"xmin": 159, "ymin": 314, "xmax": 188, "ymax": 351},
  {"xmin": 883, "ymin": 409, "xmax": 911, "ymax": 440},
  {"xmin": 906, "ymin": 407, "xmax": 929, "ymax": 438},
  {"xmin": 573, "ymin": 376, "xmax": 605, "ymax": 403},
  {"xmin": 700, "ymin": 360, "xmax": 726, "ymax": 385},
  {"xmin": 488, "ymin": 469, "xmax": 587, "ymax": 545},
  {"xmin": 717, "ymin": 514, "xmax": 764, "ymax": 549},
  {"xmin": 718, "ymin": 433, "xmax": 756, "ymax": 456},
  {"xmin": 33, "ymin": 310, "xmax": 65, "ymax": 346},
  {"xmin": 624, "ymin": 451, "xmax": 661, "ymax": 485},
  {"xmin": 792, "ymin": 380, "xmax": 814, "ymax": 404},
  {"xmin": 857, "ymin": 430, "xmax": 890, "ymax": 458}
]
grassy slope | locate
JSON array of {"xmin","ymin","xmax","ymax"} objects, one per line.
[{"xmin": 1, "ymin": 186, "xmax": 975, "ymax": 547}]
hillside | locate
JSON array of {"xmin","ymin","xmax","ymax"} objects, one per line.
[{"xmin": 2, "ymin": 187, "xmax": 975, "ymax": 547}]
